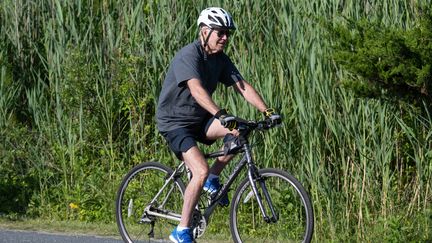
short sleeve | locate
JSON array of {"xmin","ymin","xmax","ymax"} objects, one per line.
[
  {"xmin": 172, "ymin": 53, "xmax": 202, "ymax": 87},
  {"xmin": 220, "ymin": 55, "xmax": 244, "ymax": 87}
]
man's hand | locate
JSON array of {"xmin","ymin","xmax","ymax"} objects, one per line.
[
  {"xmin": 263, "ymin": 108, "xmax": 282, "ymax": 126},
  {"xmin": 215, "ymin": 109, "xmax": 238, "ymax": 130}
]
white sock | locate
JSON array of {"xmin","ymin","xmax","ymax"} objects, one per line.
[
  {"xmin": 177, "ymin": 226, "xmax": 190, "ymax": 231},
  {"xmin": 207, "ymin": 173, "xmax": 219, "ymax": 181}
]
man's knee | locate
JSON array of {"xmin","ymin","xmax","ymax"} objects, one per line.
[
  {"xmin": 196, "ymin": 165, "xmax": 209, "ymax": 182},
  {"xmin": 217, "ymin": 154, "xmax": 234, "ymax": 163},
  {"xmin": 182, "ymin": 147, "xmax": 209, "ymax": 182},
  {"xmin": 191, "ymin": 160, "xmax": 209, "ymax": 181}
]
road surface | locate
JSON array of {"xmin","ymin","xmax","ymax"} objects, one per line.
[{"xmin": 0, "ymin": 229, "xmax": 170, "ymax": 243}]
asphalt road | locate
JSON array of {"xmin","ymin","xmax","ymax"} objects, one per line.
[
  {"xmin": 0, "ymin": 229, "xmax": 123, "ymax": 243},
  {"xmin": 0, "ymin": 229, "xmax": 170, "ymax": 243}
]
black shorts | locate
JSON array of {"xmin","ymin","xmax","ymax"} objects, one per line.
[{"xmin": 160, "ymin": 117, "xmax": 216, "ymax": 160}]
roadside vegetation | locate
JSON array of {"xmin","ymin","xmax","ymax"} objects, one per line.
[{"xmin": 1, "ymin": 0, "xmax": 431, "ymax": 241}]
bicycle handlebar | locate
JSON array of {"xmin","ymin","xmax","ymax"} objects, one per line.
[
  {"xmin": 204, "ymin": 118, "xmax": 278, "ymax": 158},
  {"xmin": 235, "ymin": 117, "xmax": 277, "ymax": 132}
]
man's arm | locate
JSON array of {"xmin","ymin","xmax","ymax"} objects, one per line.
[
  {"xmin": 187, "ymin": 78, "xmax": 221, "ymax": 115},
  {"xmin": 233, "ymin": 80, "xmax": 268, "ymax": 112}
]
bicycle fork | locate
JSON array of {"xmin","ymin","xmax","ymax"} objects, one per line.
[
  {"xmin": 244, "ymin": 146, "xmax": 279, "ymax": 223},
  {"xmin": 247, "ymin": 170, "xmax": 279, "ymax": 223}
]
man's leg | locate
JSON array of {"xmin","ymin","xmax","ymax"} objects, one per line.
[
  {"xmin": 205, "ymin": 118, "xmax": 237, "ymax": 175},
  {"xmin": 179, "ymin": 146, "xmax": 209, "ymax": 227},
  {"xmin": 209, "ymin": 152, "xmax": 234, "ymax": 175}
]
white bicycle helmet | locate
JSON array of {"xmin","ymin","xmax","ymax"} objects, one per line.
[{"xmin": 197, "ymin": 7, "xmax": 236, "ymax": 30}]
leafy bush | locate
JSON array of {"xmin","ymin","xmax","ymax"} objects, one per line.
[
  {"xmin": 330, "ymin": 8, "xmax": 432, "ymax": 111},
  {"xmin": 0, "ymin": 125, "xmax": 37, "ymax": 214}
]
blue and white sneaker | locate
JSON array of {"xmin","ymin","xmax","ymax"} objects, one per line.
[
  {"xmin": 203, "ymin": 177, "xmax": 229, "ymax": 206},
  {"xmin": 169, "ymin": 227, "xmax": 193, "ymax": 243}
]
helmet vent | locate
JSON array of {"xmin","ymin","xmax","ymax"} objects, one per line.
[{"xmin": 197, "ymin": 7, "xmax": 236, "ymax": 30}]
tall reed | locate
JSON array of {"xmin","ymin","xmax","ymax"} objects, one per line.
[{"xmin": 1, "ymin": 0, "xmax": 431, "ymax": 240}]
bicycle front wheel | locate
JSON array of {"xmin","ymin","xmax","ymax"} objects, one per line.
[
  {"xmin": 230, "ymin": 168, "xmax": 314, "ymax": 243},
  {"xmin": 115, "ymin": 161, "xmax": 185, "ymax": 243}
]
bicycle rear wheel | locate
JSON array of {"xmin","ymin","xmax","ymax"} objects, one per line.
[
  {"xmin": 230, "ymin": 168, "xmax": 314, "ymax": 243},
  {"xmin": 115, "ymin": 161, "xmax": 185, "ymax": 243}
]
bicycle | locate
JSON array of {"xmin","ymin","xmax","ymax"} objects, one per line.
[{"xmin": 115, "ymin": 118, "xmax": 314, "ymax": 243}]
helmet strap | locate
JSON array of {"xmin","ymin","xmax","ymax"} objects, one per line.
[{"xmin": 201, "ymin": 28, "xmax": 214, "ymax": 61}]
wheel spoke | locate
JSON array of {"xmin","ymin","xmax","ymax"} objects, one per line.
[{"xmin": 116, "ymin": 162, "xmax": 185, "ymax": 242}]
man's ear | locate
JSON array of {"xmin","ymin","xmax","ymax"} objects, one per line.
[{"xmin": 201, "ymin": 26, "xmax": 210, "ymax": 36}]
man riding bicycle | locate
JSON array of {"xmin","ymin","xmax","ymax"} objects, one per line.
[{"xmin": 156, "ymin": 7, "xmax": 281, "ymax": 243}]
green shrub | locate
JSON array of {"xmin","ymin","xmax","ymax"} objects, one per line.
[{"xmin": 330, "ymin": 7, "xmax": 432, "ymax": 111}]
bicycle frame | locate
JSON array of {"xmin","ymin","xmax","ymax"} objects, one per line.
[
  {"xmin": 144, "ymin": 139, "xmax": 279, "ymax": 225},
  {"xmin": 204, "ymin": 143, "xmax": 278, "ymax": 223}
]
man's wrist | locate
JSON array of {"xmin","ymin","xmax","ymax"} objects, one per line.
[
  {"xmin": 263, "ymin": 108, "xmax": 275, "ymax": 117},
  {"xmin": 214, "ymin": 109, "xmax": 227, "ymax": 119}
]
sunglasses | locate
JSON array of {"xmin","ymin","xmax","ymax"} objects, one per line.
[{"xmin": 213, "ymin": 28, "xmax": 232, "ymax": 38}]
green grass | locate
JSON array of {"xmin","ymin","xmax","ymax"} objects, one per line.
[
  {"xmin": 1, "ymin": 0, "xmax": 431, "ymax": 242},
  {"xmin": 0, "ymin": 216, "xmax": 119, "ymax": 237}
]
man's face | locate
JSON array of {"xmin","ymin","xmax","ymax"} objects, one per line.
[{"xmin": 202, "ymin": 27, "xmax": 232, "ymax": 54}]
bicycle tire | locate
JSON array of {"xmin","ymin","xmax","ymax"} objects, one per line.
[
  {"xmin": 115, "ymin": 161, "xmax": 186, "ymax": 243},
  {"xmin": 230, "ymin": 168, "xmax": 314, "ymax": 243}
]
